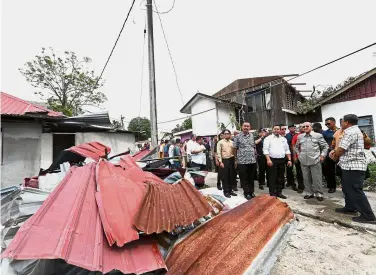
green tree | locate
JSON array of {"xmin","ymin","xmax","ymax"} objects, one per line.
[
  {"xmin": 181, "ymin": 118, "xmax": 192, "ymax": 130},
  {"xmin": 128, "ymin": 117, "xmax": 151, "ymax": 140},
  {"xmin": 20, "ymin": 47, "xmax": 106, "ymax": 116}
]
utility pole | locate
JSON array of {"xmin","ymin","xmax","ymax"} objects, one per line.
[{"xmin": 146, "ymin": 0, "xmax": 158, "ymax": 148}]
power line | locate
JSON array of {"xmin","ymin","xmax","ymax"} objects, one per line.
[
  {"xmin": 97, "ymin": 0, "xmax": 136, "ymax": 83},
  {"xmin": 154, "ymin": 0, "xmax": 185, "ymax": 105},
  {"xmin": 140, "ymin": 0, "xmax": 176, "ymax": 14},
  {"xmin": 160, "ymin": 42, "xmax": 376, "ymax": 124},
  {"xmin": 158, "ymin": 108, "xmax": 216, "ymax": 124}
]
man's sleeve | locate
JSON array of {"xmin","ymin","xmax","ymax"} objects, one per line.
[
  {"xmin": 217, "ymin": 141, "xmax": 222, "ymax": 162},
  {"xmin": 339, "ymin": 132, "xmax": 354, "ymax": 151},
  {"xmin": 318, "ymin": 134, "xmax": 329, "ymax": 156},
  {"xmin": 263, "ymin": 137, "xmax": 270, "ymax": 155},
  {"xmin": 284, "ymin": 138, "xmax": 291, "ymax": 155},
  {"xmin": 233, "ymin": 136, "xmax": 239, "ymax": 149}
]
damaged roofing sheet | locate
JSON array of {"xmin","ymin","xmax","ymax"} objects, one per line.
[
  {"xmin": 165, "ymin": 195, "xmax": 294, "ymax": 275},
  {"xmin": 134, "ymin": 179, "xmax": 212, "ymax": 234},
  {"xmin": 95, "ymin": 160, "xmax": 146, "ymax": 247},
  {"xmin": 68, "ymin": 142, "xmax": 111, "ymax": 161},
  {"xmin": 1, "ymin": 163, "xmax": 166, "ymax": 274}
]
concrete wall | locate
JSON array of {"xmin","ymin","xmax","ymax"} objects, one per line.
[
  {"xmin": 40, "ymin": 133, "xmax": 53, "ymax": 170},
  {"xmin": 217, "ymin": 103, "xmax": 236, "ymax": 132},
  {"xmin": 321, "ymin": 97, "xmax": 376, "ymax": 141},
  {"xmin": 191, "ymin": 97, "xmax": 217, "ymax": 136},
  {"xmin": 1, "ymin": 122, "xmax": 42, "ymax": 188},
  {"xmin": 75, "ymin": 132, "xmax": 136, "ymax": 156}
]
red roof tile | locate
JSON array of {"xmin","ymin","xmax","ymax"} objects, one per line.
[
  {"xmin": 165, "ymin": 195, "xmax": 294, "ymax": 275},
  {"xmin": 68, "ymin": 142, "xmax": 111, "ymax": 161},
  {"xmin": 96, "ymin": 160, "xmax": 146, "ymax": 247},
  {"xmin": 1, "ymin": 92, "xmax": 63, "ymax": 117},
  {"xmin": 1, "ymin": 163, "xmax": 166, "ymax": 274},
  {"xmin": 132, "ymin": 149, "xmax": 151, "ymax": 161},
  {"xmin": 134, "ymin": 179, "xmax": 212, "ymax": 234}
]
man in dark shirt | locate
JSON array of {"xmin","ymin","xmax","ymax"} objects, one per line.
[
  {"xmin": 256, "ymin": 129, "xmax": 268, "ymax": 190},
  {"xmin": 285, "ymin": 125, "xmax": 300, "ymax": 191},
  {"xmin": 322, "ymin": 117, "xmax": 338, "ymax": 193}
]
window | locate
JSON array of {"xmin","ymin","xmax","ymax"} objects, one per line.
[
  {"xmin": 265, "ymin": 90, "xmax": 271, "ymax": 109},
  {"xmin": 246, "ymin": 89, "xmax": 271, "ymax": 112},
  {"xmin": 254, "ymin": 93, "xmax": 264, "ymax": 111},
  {"xmin": 358, "ymin": 115, "xmax": 374, "ymax": 141}
]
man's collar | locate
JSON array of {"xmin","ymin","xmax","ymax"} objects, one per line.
[{"xmin": 305, "ymin": 132, "xmax": 312, "ymax": 136}]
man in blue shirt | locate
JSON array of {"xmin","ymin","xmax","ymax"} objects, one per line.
[{"xmin": 322, "ymin": 117, "xmax": 338, "ymax": 193}]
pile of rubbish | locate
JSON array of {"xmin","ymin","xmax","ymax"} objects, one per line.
[{"xmin": 1, "ymin": 142, "xmax": 295, "ymax": 275}]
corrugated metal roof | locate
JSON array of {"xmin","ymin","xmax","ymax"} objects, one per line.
[
  {"xmin": 165, "ymin": 195, "xmax": 294, "ymax": 275},
  {"xmin": 132, "ymin": 149, "xmax": 152, "ymax": 161},
  {"xmin": 1, "ymin": 92, "xmax": 63, "ymax": 117},
  {"xmin": 1, "ymin": 163, "xmax": 166, "ymax": 274},
  {"xmin": 68, "ymin": 142, "xmax": 111, "ymax": 161},
  {"xmin": 96, "ymin": 160, "xmax": 146, "ymax": 247},
  {"xmin": 134, "ymin": 179, "xmax": 212, "ymax": 234}
]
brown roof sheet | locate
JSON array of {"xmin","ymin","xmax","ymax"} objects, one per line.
[
  {"xmin": 165, "ymin": 195, "xmax": 294, "ymax": 275},
  {"xmin": 213, "ymin": 75, "xmax": 284, "ymax": 98},
  {"xmin": 134, "ymin": 179, "xmax": 212, "ymax": 234}
]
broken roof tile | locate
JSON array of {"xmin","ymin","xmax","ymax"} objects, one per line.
[
  {"xmin": 68, "ymin": 142, "xmax": 111, "ymax": 161},
  {"xmin": 134, "ymin": 179, "xmax": 212, "ymax": 234},
  {"xmin": 96, "ymin": 160, "xmax": 146, "ymax": 247},
  {"xmin": 165, "ymin": 195, "xmax": 294, "ymax": 275},
  {"xmin": 1, "ymin": 163, "xmax": 166, "ymax": 274}
]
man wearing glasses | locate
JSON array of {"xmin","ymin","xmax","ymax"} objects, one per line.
[
  {"xmin": 295, "ymin": 122, "xmax": 328, "ymax": 201},
  {"xmin": 217, "ymin": 129, "xmax": 237, "ymax": 198},
  {"xmin": 263, "ymin": 124, "xmax": 292, "ymax": 199},
  {"xmin": 322, "ymin": 117, "xmax": 339, "ymax": 193}
]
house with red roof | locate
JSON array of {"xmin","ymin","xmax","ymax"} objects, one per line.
[{"xmin": 1, "ymin": 92, "xmax": 137, "ymax": 188}]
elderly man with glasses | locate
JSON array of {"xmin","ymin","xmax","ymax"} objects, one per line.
[{"xmin": 295, "ymin": 122, "xmax": 328, "ymax": 201}]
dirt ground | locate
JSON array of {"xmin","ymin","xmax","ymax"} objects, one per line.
[{"xmin": 271, "ymin": 215, "xmax": 376, "ymax": 275}]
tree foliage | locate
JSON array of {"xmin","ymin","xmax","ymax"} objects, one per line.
[
  {"xmin": 20, "ymin": 47, "xmax": 106, "ymax": 116},
  {"xmin": 128, "ymin": 117, "xmax": 151, "ymax": 140},
  {"xmin": 112, "ymin": 120, "xmax": 123, "ymax": 130},
  {"xmin": 171, "ymin": 118, "xmax": 192, "ymax": 134}
]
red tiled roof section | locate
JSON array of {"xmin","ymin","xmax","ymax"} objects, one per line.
[
  {"xmin": 212, "ymin": 76, "xmax": 283, "ymax": 98},
  {"xmin": 68, "ymin": 142, "xmax": 111, "ymax": 161},
  {"xmin": 96, "ymin": 160, "xmax": 146, "ymax": 247},
  {"xmin": 165, "ymin": 195, "xmax": 294, "ymax": 275},
  {"xmin": 1, "ymin": 92, "xmax": 63, "ymax": 117},
  {"xmin": 1, "ymin": 163, "xmax": 166, "ymax": 274},
  {"xmin": 134, "ymin": 179, "xmax": 212, "ymax": 234}
]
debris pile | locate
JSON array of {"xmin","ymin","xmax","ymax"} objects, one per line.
[{"xmin": 1, "ymin": 142, "xmax": 295, "ymax": 274}]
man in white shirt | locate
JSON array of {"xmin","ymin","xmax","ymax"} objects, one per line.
[
  {"xmin": 191, "ymin": 136, "xmax": 206, "ymax": 170},
  {"xmin": 186, "ymin": 134, "xmax": 197, "ymax": 167},
  {"xmin": 263, "ymin": 124, "xmax": 292, "ymax": 199}
]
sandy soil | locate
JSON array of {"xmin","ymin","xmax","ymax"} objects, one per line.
[{"xmin": 271, "ymin": 215, "xmax": 376, "ymax": 275}]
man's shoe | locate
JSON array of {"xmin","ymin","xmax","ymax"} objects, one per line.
[
  {"xmin": 277, "ymin": 193, "xmax": 287, "ymax": 199},
  {"xmin": 297, "ymin": 189, "xmax": 304, "ymax": 194},
  {"xmin": 233, "ymin": 188, "xmax": 239, "ymax": 192},
  {"xmin": 259, "ymin": 185, "xmax": 264, "ymax": 190},
  {"xmin": 245, "ymin": 194, "xmax": 252, "ymax": 200},
  {"xmin": 352, "ymin": 216, "xmax": 376, "ymax": 224},
  {"xmin": 335, "ymin": 207, "xmax": 357, "ymax": 215},
  {"xmin": 304, "ymin": 195, "xmax": 315, "ymax": 199},
  {"xmin": 217, "ymin": 185, "xmax": 223, "ymax": 191},
  {"xmin": 317, "ymin": 196, "xmax": 324, "ymax": 202},
  {"xmin": 328, "ymin": 188, "xmax": 336, "ymax": 193},
  {"xmin": 230, "ymin": 191, "xmax": 238, "ymax": 196},
  {"xmin": 250, "ymin": 193, "xmax": 256, "ymax": 198},
  {"xmin": 292, "ymin": 186, "xmax": 298, "ymax": 191},
  {"xmin": 224, "ymin": 193, "xmax": 231, "ymax": 198}
]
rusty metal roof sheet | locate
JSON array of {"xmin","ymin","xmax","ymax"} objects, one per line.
[
  {"xmin": 1, "ymin": 163, "xmax": 166, "ymax": 274},
  {"xmin": 68, "ymin": 142, "xmax": 111, "ymax": 161},
  {"xmin": 134, "ymin": 179, "xmax": 212, "ymax": 234},
  {"xmin": 1, "ymin": 92, "xmax": 63, "ymax": 117},
  {"xmin": 96, "ymin": 160, "xmax": 146, "ymax": 247},
  {"xmin": 165, "ymin": 195, "xmax": 294, "ymax": 275},
  {"xmin": 132, "ymin": 149, "xmax": 151, "ymax": 161}
]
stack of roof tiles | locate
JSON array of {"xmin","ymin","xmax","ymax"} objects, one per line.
[{"xmin": 1, "ymin": 143, "xmax": 212, "ymax": 274}]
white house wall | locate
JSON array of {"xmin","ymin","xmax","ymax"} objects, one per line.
[
  {"xmin": 321, "ymin": 97, "xmax": 376, "ymax": 140},
  {"xmin": 1, "ymin": 122, "xmax": 42, "ymax": 188},
  {"xmin": 40, "ymin": 133, "xmax": 53, "ymax": 170},
  {"xmin": 75, "ymin": 132, "xmax": 136, "ymax": 156},
  {"xmin": 217, "ymin": 104, "xmax": 236, "ymax": 132},
  {"xmin": 191, "ymin": 97, "xmax": 217, "ymax": 136}
]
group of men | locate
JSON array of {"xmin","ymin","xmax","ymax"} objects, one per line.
[{"xmin": 215, "ymin": 114, "xmax": 376, "ymax": 224}]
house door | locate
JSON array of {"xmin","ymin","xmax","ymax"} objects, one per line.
[{"xmin": 52, "ymin": 134, "xmax": 76, "ymax": 161}]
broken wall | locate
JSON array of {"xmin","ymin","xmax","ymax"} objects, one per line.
[{"xmin": 1, "ymin": 122, "xmax": 42, "ymax": 188}]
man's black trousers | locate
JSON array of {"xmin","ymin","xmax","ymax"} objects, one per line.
[
  {"xmin": 268, "ymin": 158, "xmax": 286, "ymax": 195},
  {"xmin": 238, "ymin": 163, "xmax": 256, "ymax": 196}
]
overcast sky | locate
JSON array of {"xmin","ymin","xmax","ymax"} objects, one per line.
[{"xmin": 1, "ymin": 0, "xmax": 376, "ymax": 132}]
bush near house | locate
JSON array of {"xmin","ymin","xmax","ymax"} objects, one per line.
[{"xmin": 365, "ymin": 163, "xmax": 376, "ymax": 192}]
